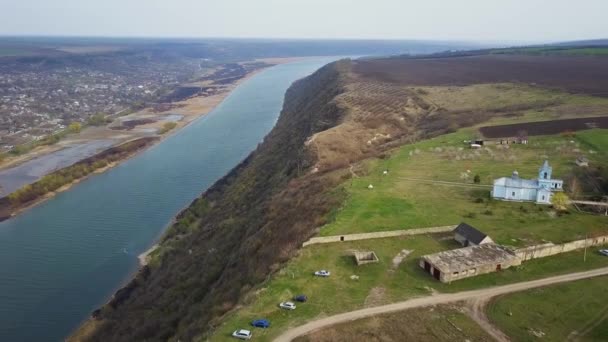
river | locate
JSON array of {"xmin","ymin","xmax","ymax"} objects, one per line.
[{"xmin": 0, "ymin": 57, "xmax": 339, "ymax": 341}]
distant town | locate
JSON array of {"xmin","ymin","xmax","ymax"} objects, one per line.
[{"xmin": 0, "ymin": 52, "xmax": 205, "ymax": 150}]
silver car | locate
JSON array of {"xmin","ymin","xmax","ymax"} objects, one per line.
[
  {"xmin": 232, "ymin": 329, "xmax": 252, "ymax": 340},
  {"xmin": 314, "ymin": 270, "xmax": 331, "ymax": 277},
  {"xmin": 279, "ymin": 301, "xmax": 296, "ymax": 310}
]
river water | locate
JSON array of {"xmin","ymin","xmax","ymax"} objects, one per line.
[{"xmin": 0, "ymin": 57, "xmax": 338, "ymax": 341}]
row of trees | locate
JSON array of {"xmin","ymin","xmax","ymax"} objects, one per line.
[
  {"xmin": 7, "ymin": 138, "xmax": 154, "ymax": 205},
  {"xmin": 8, "ymin": 160, "xmax": 109, "ymax": 204}
]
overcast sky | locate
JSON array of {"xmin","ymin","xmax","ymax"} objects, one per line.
[{"xmin": 1, "ymin": 0, "xmax": 607, "ymax": 43}]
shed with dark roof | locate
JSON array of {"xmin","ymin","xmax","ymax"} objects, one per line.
[{"xmin": 453, "ymin": 222, "xmax": 493, "ymax": 247}]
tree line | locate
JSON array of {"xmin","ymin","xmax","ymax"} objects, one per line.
[{"xmin": 7, "ymin": 138, "xmax": 156, "ymax": 205}]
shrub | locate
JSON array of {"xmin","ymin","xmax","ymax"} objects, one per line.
[
  {"xmin": 483, "ymin": 210, "xmax": 493, "ymax": 215},
  {"xmin": 473, "ymin": 174, "xmax": 481, "ymax": 184},
  {"xmin": 87, "ymin": 113, "xmax": 111, "ymax": 126},
  {"xmin": 68, "ymin": 122, "xmax": 82, "ymax": 133},
  {"xmin": 551, "ymin": 192, "xmax": 570, "ymax": 211},
  {"xmin": 158, "ymin": 122, "xmax": 177, "ymax": 134},
  {"xmin": 464, "ymin": 212, "xmax": 477, "ymax": 218}
]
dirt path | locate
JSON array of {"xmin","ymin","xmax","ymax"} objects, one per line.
[
  {"xmin": 570, "ymin": 200, "xmax": 608, "ymax": 207},
  {"xmin": 569, "ymin": 301, "xmax": 608, "ymax": 340},
  {"xmin": 274, "ymin": 267, "xmax": 608, "ymax": 342},
  {"xmin": 395, "ymin": 177, "xmax": 492, "ymax": 188},
  {"xmin": 464, "ymin": 296, "xmax": 510, "ymax": 342}
]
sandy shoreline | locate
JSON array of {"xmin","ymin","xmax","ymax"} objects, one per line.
[{"xmin": 138, "ymin": 244, "xmax": 159, "ymax": 266}]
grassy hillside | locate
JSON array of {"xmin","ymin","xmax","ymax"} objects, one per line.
[
  {"xmin": 209, "ymin": 129, "xmax": 608, "ymax": 342},
  {"xmin": 321, "ymin": 128, "xmax": 608, "ymax": 239},
  {"xmin": 208, "ymin": 55, "xmax": 608, "ymax": 341},
  {"xmin": 76, "ymin": 53, "xmax": 608, "ymax": 341}
]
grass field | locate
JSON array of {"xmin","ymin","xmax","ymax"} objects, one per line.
[
  {"xmin": 207, "ymin": 127, "xmax": 608, "ymax": 341},
  {"xmin": 488, "ymin": 275, "xmax": 608, "ymax": 341},
  {"xmin": 208, "ymin": 233, "xmax": 608, "ymax": 341},
  {"xmin": 411, "ymin": 83, "xmax": 608, "ymax": 129},
  {"xmin": 320, "ymin": 129, "xmax": 608, "ymax": 244},
  {"xmin": 295, "ymin": 305, "xmax": 493, "ymax": 342}
]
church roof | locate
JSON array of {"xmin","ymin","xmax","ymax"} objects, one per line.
[
  {"xmin": 540, "ymin": 160, "xmax": 551, "ymax": 171},
  {"xmin": 494, "ymin": 177, "xmax": 539, "ymax": 189}
]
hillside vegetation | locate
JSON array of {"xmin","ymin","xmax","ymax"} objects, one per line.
[
  {"xmin": 75, "ymin": 53, "xmax": 608, "ymax": 341},
  {"xmin": 73, "ymin": 60, "xmax": 351, "ymax": 342}
]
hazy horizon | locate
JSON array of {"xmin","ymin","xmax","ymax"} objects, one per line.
[{"xmin": 1, "ymin": 0, "xmax": 607, "ymax": 43}]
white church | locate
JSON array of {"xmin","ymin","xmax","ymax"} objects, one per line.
[{"xmin": 491, "ymin": 160, "xmax": 563, "ymax": 204}]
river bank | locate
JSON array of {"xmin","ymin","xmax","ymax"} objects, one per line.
[
  {"xmin": 0, "ymin": 58, "xmax": 301, "ymax": 222},
  {"xmin": 0, "ymin": 137, "xmax": 158, "ymax": 221},
  {"xmin": 0, "ymin": 57, "xmax": 340, "ymax": 342}
]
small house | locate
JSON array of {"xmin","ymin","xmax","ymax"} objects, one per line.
[{"xmin": 453, "ymin": 222, "xmax": 493, "ymax": 247}]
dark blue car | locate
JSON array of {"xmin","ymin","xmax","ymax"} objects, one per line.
[
  {"xmin": 294, "ymin": 295, "xmax": 308, "ymax": 302},
  {"xmin": 251, "ymin": 319, "xmax": 270, "ymax": 328}
]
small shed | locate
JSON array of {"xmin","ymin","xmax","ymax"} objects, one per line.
[
  {"xmin": 353, "ymin": 251, "xmax": 379, "ymax": 266},
  {"xmin": 453, "ymin": 222, "xmax": 493, "ymax": 247}
]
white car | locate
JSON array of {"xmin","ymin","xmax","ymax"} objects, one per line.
[
  {"xmin": 279, "ymin": 301, "xmax": 296, "ymax": 310},
  {"xmin": 232, "ymin": 329, "xmax": 252, "ymax": 340},
  {"xmin": 314, "ymin": 270, "xmax": 331, "ymax": 277},
  {"xmin": 599, "ymin": 249, "xmax": 608, "ymax": 256}
]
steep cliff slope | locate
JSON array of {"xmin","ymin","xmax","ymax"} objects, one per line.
[{"xmin": 76, "ymin": 60, "xmax": 352, "ymax": 342}]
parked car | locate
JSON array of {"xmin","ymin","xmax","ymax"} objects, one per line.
[
  {"xmin": 232, "ymin": 329, "xmax": 252, "ymax": 340},
  {"xmin": 314, "ymin": 270, "xmax": 331, "ymax": 277},
  {"xmin": 294, "ymin": 294, "xmax": 308, "ymax": 302},
  {"xmin": 251, "ymin": 319, "xmax": 270, "ymax": 328},
  {"xmin": 279, "ymin": 301, "xmax": 296, "ymax": 310},
  {"xmin": 599, "ymin": 249, "xmax": 608, "ymax": 256}
]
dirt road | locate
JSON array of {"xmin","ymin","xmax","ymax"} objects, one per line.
[
  {"xmin": 274, "ymin": 267, "xmax": 608, "ymax": 342},
  {"xmin": 465, "ymin": 296, "xmax": 511, "ymax": 342}
]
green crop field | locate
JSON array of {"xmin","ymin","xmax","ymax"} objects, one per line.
[{"xmin": 488, "ymin": 275, "xmax": 608, "ymax": 341}]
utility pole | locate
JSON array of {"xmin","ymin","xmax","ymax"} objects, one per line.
[{"xmin": 584, "ymin": 234, "xmax": 588, "ymax": 263}]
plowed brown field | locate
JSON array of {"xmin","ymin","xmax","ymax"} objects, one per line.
[
  {"xmin": 354, "ymin": 55, "xmax": 608, "ymax": 96},
  {"xmin": 479, "ymin": 116, "xmax": 608, "ymax": 138}
]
